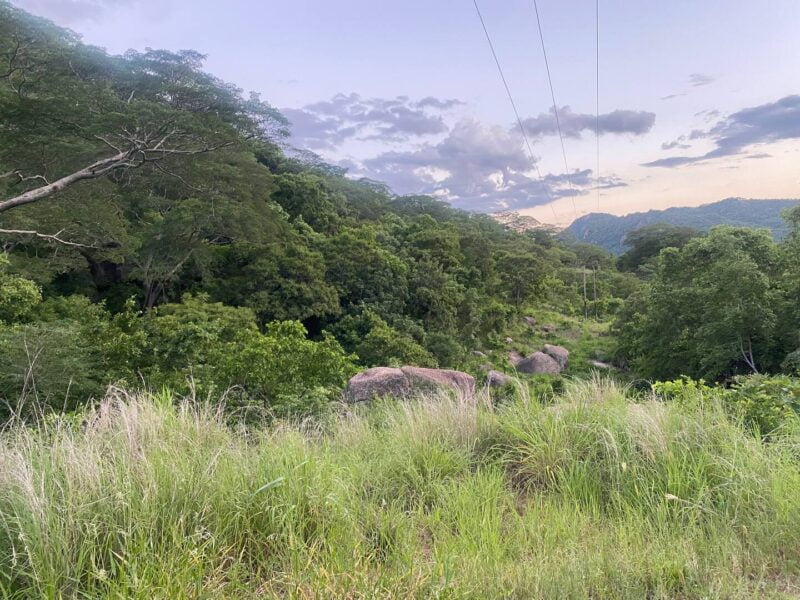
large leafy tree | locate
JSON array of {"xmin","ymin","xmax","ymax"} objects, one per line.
[
  {"xmin": 616, "ymin": 227, "xmax": 787, "ymax": 380},
  {"xmin": 0, "ymin": 3, "xmax": 286, "ymax": 234}
]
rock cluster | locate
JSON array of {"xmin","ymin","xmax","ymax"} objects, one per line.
[
  {"xmin": 345, "ymin": 366, "xmax": 475, "ymax": 403},
  {"xmin": 514, "ymin": 344, "xmax": 570, "ymax": 374}
]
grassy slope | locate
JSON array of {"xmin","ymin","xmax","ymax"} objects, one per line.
[
  {"xmin": 2, "ymin": 381, "xmax": 800, "ymax": 598},
  {"xmin": 465, "ymin": 308, "xmax": 618, "ymax": 380}
]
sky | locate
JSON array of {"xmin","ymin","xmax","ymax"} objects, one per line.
[{"xmin": 12, "ymin": 0, "xmax": 800, "ymax": 226}]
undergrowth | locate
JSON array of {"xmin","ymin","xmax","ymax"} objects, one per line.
[{"xmin": 2, "ymin": 377, "xmax": 800, "ymax": 598}]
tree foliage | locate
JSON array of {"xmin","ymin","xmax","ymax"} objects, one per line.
[
  {"xmin": 617, "ymin": 223, "xmax": 702, "ymax": 274},
  {"xmin": 0, "ymin": 5, "xmax": 640, "ymax": 417},
  {"xmin": 616, "ymin": 226, "xmax": 798, "ymax": 380}
]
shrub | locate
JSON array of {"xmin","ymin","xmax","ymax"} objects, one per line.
[
  {"xmin": 0, "ymin": 321, "xmax": 103, "ymax": 415},
  {"xmin": 654, "ymin": 375, "xmax": 800, "ymax": 436},
  {"xmin": 723, "ymin": 375, "xmax": 800, "ymax": 435},
  {"xmin": 329, "ymin": 310, "xmax": 436, "ymax": 367},
  {"xmin": 208, "ymin": 320, "xmax": 357, "ymax": 416},
  {"xmin": 0, "ymin": 254, "xmax": 41, "ymax": 324},
  {"xmin": 782, "ymin": 349, "xmax": 800, "ymax": 375},
  {"xmin": 651, "ymin": 377, "xmax": 720, "ymax": 405}
]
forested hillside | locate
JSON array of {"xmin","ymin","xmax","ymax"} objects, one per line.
[
  {"xmin": 566, "ymin": 198, "xmax": 799, "ymax": 254},
  {"xmin": 0, "ymin": 3, "xmax": 641, "ymax": 416},
  {"xmin": 4, "ymin": 3, "xmax": 800, "ymax": 598},
  {"xmin": 2, "ymin": 2, "xmax": 800, "ymax": 423}
]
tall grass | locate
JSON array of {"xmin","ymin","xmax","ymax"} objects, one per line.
[{"xmin": 2, "ymin": 378, "xmax": 800, "ymax": 598}]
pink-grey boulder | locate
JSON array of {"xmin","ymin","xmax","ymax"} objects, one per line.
[
  {"xmin": 516, "ymin": 351, "xmax": 562, "ymax": 374},
  {"xmin": 345, "ymin": 366, "xmax": 475, "ymax": 403}
]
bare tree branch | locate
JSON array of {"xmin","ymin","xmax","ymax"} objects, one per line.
[
  {"xmin": 0, "ymin": 151, "xmax": 128, "ymax": 213},
  {"xmin": 0, "ymin": 228, "xmax": 96, "ymax": 248},
  {"xmin": 11, "ymin": 171, "xmax": 50, "ymax": 186},
  {"xmin": 0, "ymin": 138, "xmax": 232, "ymax": 214}
]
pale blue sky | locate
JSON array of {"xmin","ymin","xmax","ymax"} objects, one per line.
[{"xmin": 13, "ymin": 0, "xmax": 800, "ymax": 224}]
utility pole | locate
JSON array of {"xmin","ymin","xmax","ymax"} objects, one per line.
[{"xmin": 582, "ymin": 266, "xmax": 588, "ymax": 319}]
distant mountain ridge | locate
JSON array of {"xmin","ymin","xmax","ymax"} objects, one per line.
[{"xmin": 565, "ymin": 198, "xmax": 799, "ymax": 254}]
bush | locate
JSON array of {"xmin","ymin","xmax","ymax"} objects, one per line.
[
  {"xmin": 208, "ymin": 320, "xmax": 357, "ymax": 416},
  {"xmin": 0, "ymin": 321, "xmax": 103, "ymax": 415},
  {"xmin": 329, "ymin": 310, "xmax": 436, "ymax": 367},
  {"xmin": 651, "ymin": 377, "xmax": 720, "ymax": 404},
  {"xmin": 653, "ymin": 375, "xmax": 800, "ymax": 436},
  {"xmin": 782, "ymin": 349, "xmax": 800, "ymax": 375},
  {"xmin": 0, "ymin": 254, "xmax": 41, "ymax": 324},
  {"xmin": 724, "ymin": 375, "xmax": 800, "ymax": 435}
]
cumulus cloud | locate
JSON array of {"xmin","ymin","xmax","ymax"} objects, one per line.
[
  {"xmin": 355, "ymin": 119, "xmax": 606, "ymax": 212},
  {"xmin": 283, "ymin": 93, "xmax": 463, "ymax": 150},
  {"xmin": 285, "ymin": 94, "xmax": 652, "ymax": 210},
  {"xmin": 521, "ymin": 106, "xmax": 655, "ymax": 138},
  {"xmin": 644, "ymin": 95, "xmax": 800, "ymax": 168},
  {"xmin": 12, "ymin": 0, "xmax": 138, "ymax": 23}
]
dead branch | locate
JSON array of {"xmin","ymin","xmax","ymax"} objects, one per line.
[
  {"xmin": 0, "ymin": 137, "xmax": 232, "ymax": 214},
  {"xmin": 0, "ymin": 228, "xmax": 96, "ymax": 248}
]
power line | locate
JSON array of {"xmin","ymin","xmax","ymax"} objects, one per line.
[
  {"xmin": 595, "ymin": 0, "xmax": 601, "ymax": 211},
  {"xmin": 531, "ymin": 0, "xmax": 578, "ymax": 218},
  {"xmin": 472, "ymin": 0, "xmax": 558, "ymax": 221}
]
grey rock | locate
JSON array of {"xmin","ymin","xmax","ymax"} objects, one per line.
[
  {"xmin": 543, "ymin": 344, "xmax": 569, "ymax": 369},
  {"xmin": 516, "ymin": 351, "xmax": 562, "ymax": 374},
  {"xmin": 487, "ymin": 370, "xmax": 514, "ymax": 387},
  {"xmin": 588, "ymin": 359, "xmax": 613, "ymax": 370},
  {"xmin": 345, "ymin": 366, "xmax": 475, "ymax": 402},
  {"xmin": 401, "ymin": 366, "xmax": 476, "ymax": 398},
  {"xmin": 508, "ymin": 350, "xmax": 524, "ymax": 366},
  {"xmin": 344, "ymin": 367, "xmax": 409, "ymax": 403}
]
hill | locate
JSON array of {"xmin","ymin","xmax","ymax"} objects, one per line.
[
  {"xmin": 0, "ymin": 3, "xmax": 640, "ymax": 415},
  {"xmin": 565, "ymin": 198, "xmax": 799, "ymax": 254}
]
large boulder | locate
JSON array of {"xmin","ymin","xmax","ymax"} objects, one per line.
[
  {"xmin": 516, "ymin": 351, "xmax": 562, "ymax": 374},
  {"xmin": 543, "ymin": 344, "xmax": 569, "ymax": 369},
  {"xmin": 345, "ymin": 366, "xmax": 475, "ymax": 403},
  {"xmin": 344, "ymin": 367, "xmax": 410, "ymax": 403},
  {"xmin": 401, "ymin": 366, "xmax": 476, "ymax": 398}
]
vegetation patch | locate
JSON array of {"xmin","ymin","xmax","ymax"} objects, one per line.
[{"xmin": 2, "ymin": 379, "xmax": 800, "ymax": 598}]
